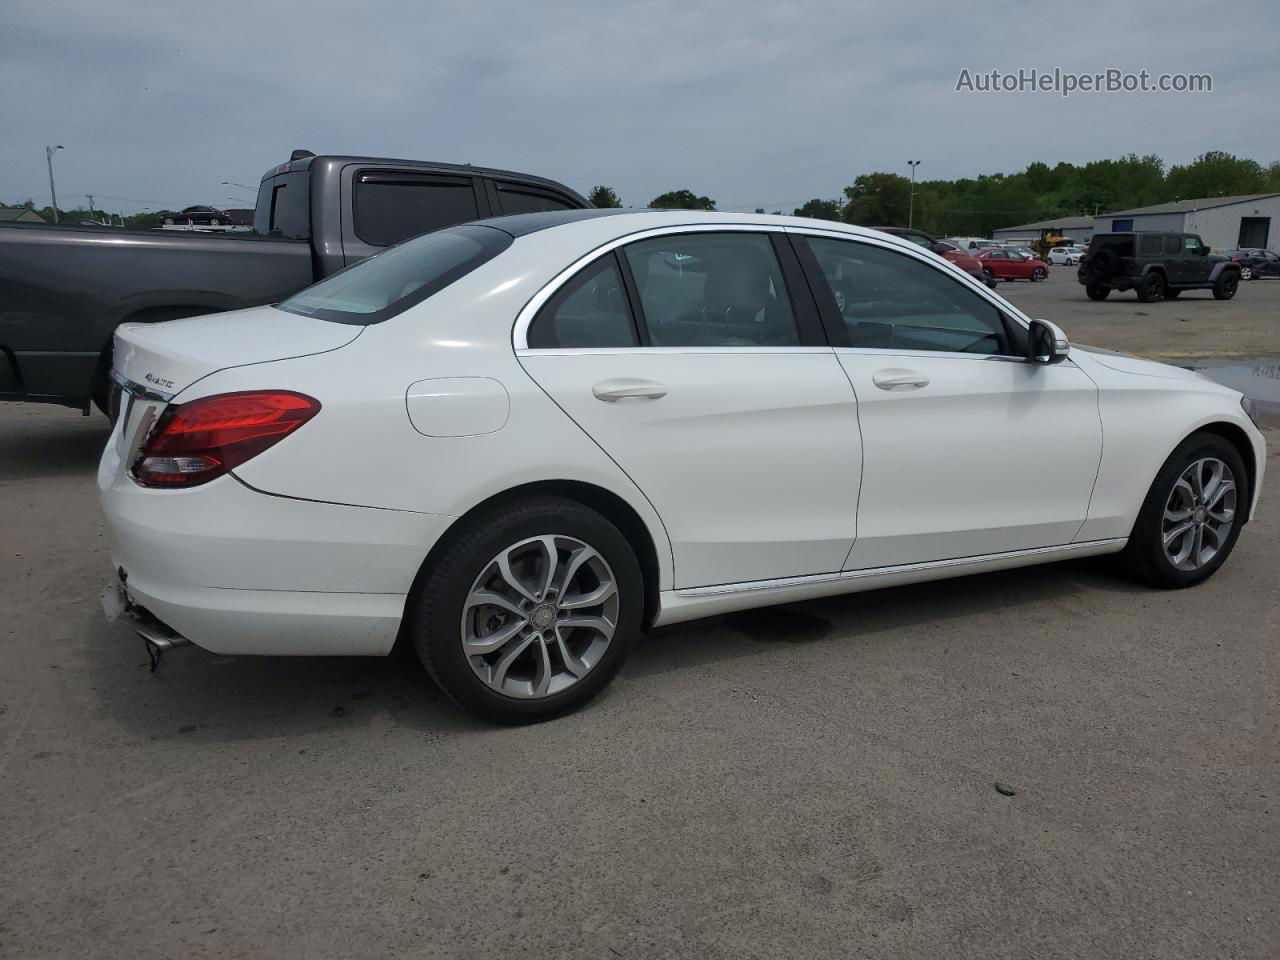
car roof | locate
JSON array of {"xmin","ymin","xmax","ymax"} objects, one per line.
[{"xmin": 471, "ymin": 209, "xmax": 937, "ymax": 252}]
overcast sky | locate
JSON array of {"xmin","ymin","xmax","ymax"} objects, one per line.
[{"xmin": 2, "ymin": 0, "xmax": 1276, "ymax": 215}]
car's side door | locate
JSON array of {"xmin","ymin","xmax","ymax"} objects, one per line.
[
  {"xmin": 517, "ymin": 228, "xmax": 864, "ymax": 589},
  {"xmin": 1261, "ymin": 250, "xmax": 1280, "ymax": 278},
  {"xmin": 1161, "ymin": 234, "xmax": 1186, "ymax": 285},
  {"xmin": 1182, "ymin": 234, "xmax": 1212, "ymax": 283},
  {"xmin": 982, "ymin": 249, "xmax": 1010, "ymax": 279},
  {"xmin": 791, "ymin": 230, "xmax": 1102, "ymax": 569}
]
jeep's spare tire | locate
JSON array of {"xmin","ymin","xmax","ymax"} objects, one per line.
[{"xmin": 1089, "ymin": 247, "xmax": 1119, "ymax": 280}]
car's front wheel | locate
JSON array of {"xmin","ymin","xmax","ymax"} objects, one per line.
[
  {"xmin": 412, "ymin": 497, "xmax": 643, "ymax": 723},
  {"xmin": 1240, "ymin": 266, "xmax": 1253, "ymax": 280},
  {"xmin": 1031, "ymin": 267, "xmax": 1047, "ymax": 281},
  {"xmin": 1124, "ymin": 432, "xmax": 1247, "ymax": 588}
]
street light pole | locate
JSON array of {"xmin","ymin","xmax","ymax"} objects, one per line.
[
  {"xmin": 907, "ymin": 160, "xmax": 921, "ymax": 228},
  {"xmin": 46, "ymin": 145, "xmax": 64, "ymax": 223}
]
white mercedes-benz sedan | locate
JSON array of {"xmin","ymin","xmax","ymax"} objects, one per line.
[{"xmin": 99, "ymin": 210, "xmax": 1266, "ymax": 722}]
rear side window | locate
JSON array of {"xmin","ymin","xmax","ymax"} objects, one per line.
[
  {"xmin": 622, "ymin": 233, "xmax": 800, "ymax": 347},
  {"xmin": 1138, "ymin": 235, "xmax": 1162, "ymax": 255},
  {"xmin": 277, "ymin": 224, "xmax": 510, "ymax": 325},
  {"xmin": 1162, "ymin": 236, "xmax": 1181, "ymax": 255},
  {"xmin": 354, "ymin": 173, "xmax": 480, "ymax": 247},
  {"xmin": 255, "ymin": 172, "xmax": 310, "ymax": 239},
  {"xmin": 528, "ymin": 254, "xmax": 638, "ymax": 349},
  {"xmin": 495, "ymin": 183, "xmax": 578, "ymax": 215}
]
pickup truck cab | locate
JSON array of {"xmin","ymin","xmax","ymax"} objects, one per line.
[
  {"xmin": 0, "ymin": 150, "xmax": 588, "ymax": 412},
  {"xmin": 1077, "ymin": 231, "xmax": 1241, "ymax": 303}
]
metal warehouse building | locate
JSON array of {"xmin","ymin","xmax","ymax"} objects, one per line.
[
  {"xmin": 1094, "ymin": 194, "xmax": 1280, "ymax": 252},
  {"xmin": 991, "ymin": 215, "xmax": 1094, "ymax": 244}
]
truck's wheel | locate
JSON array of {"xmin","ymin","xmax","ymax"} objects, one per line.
[
  {"xmin": 1085, "ymin": 284, "xmax": 1111, "ymax": 301},
  {"xmin": 411, "ymin": 497, "xmax": 643, "ymax": 724},
  {"xmin": 1212, "ymin": 272, "xmax": 1239, "ymax": 300},
  {"xmin": 1136, "ymin": 272, "xmax": 1165, "ymax": 302}
]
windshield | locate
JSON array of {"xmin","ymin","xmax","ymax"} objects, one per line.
[{"xmin": 276, "ymin": 224, "xmax": 512, "ymax": 325}]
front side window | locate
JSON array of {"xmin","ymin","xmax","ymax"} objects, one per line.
[
  {"xmin": 621, "ymin": 233, "xmax": 800, "ymax": 347},
  {"xmin": 527, "ymin": 254, "xmax": 637, "ymax": 349},
  {"xmin": 805, "ymin": 236, "xmax": 1016, "ymax": 355},
  {"xmin": 353, "ymin": 174, "xmax": 479, "ymax": 247},
  {"xmin": 277, "ymin": 224, "xmax": 510, "ymax": 325},
  {"xmin": 1184, "ymin": 236, "xmax": 1204, "ymax": 254}
]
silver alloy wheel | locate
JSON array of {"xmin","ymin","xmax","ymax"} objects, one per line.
[
  {"xmin": 461, "ymin": 535, "xmax": 618, "ymax": 699},
  {"xmin": 1241, "ymin": 266, "xmax": 1253, "ymax": 280},
  {"xmin": 1162, "ymin": 457, "xmax": 1237, "ymax": 571}
]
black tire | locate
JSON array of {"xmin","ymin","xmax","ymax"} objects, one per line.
[
  {"xmin": 982, "ymin": 268, "xmax": 995, "ymax": 283},
  {"xmin": 1122, "ymin": 432, "xmax": 1248, "ymax": 589},
  {"xmin": 1213, "ymin": 271, "xmax": 1239, "ymax": 300},
  {"xmin": 411, "ymin": 497, "xmax": 644, "ymax": 724},
  {"xmin": 1085, "ymin": 284, "xmax": 1111, "ymax": 301},
  {"xmin": 1164, "ymin": 288, "xmax": 1181, "ymax": 299},
  {"xmin": 1136, "ymin": 271, "xmax": 1166, "ymax": 302},
  {"xmin": 1031, "ymin": 267, "xmax": 1046, "ymax": 282}
]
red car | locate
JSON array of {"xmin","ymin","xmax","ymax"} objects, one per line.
[
  {"xmin": 870, "ymin": 226, "xmax": 996, "ymax": 287},
  {"xmin": 975, "ymin": 248, "xmax": 1050, "ymax": 282}
]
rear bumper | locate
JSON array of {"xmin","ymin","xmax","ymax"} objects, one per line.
[{"xmin": 98, "ymin": 436, "xmax": 455, "ymax": 655}]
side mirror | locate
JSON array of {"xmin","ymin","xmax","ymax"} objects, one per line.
[
  {"xmin": 1199, "ymin": 245, "xmax": 1211, "ymax": 256},
  {"xmin": 1028, "ymin": 318, "xmax": 1069, "ymax": 364}
]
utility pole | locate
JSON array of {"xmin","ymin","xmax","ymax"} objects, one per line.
[
  {"xmin": 45, "ymin": 145, "xmax": 63, "ymax": 223},
  {"xmin": 907, "ymin": 160, "xmax": 921, "ymax": 228},
  {"xmin": 86, "ymin": 194, "xmax": 95, "ymax": 220}
]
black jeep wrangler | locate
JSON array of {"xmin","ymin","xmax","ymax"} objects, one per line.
[{"xmin": 1077, "ymin": 231, "xmax": 1241, "ymax": 302}]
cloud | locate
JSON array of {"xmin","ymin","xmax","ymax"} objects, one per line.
[{"xmin": 1, "ymin": 0, "xmax": 1274, "ymax": 214}]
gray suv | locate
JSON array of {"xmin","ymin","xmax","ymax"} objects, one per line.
[{"xmin": 1078, "ymin": 232, "xmax": 1241, "ymax": 302}]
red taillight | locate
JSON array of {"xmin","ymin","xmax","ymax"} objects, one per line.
[{"xmin": 132, "ymin": 391, "xmax": 320, "ymax": 488}]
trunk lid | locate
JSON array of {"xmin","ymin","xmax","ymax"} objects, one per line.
[{"xmin": 112, "ymin": 305, "xmax": 360, "ymax": 400}]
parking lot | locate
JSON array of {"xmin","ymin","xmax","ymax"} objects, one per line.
[{"xmin": 2, "ymin": 275, "xmax": 1277, "ymax": 959}]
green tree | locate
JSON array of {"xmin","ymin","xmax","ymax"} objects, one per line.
[
  {"xmin": 840, "ymin": 173, "xmax": 913, "ymax": 226},
  {"xmin": 793, "ymin": 198, "xmax": 840, "ymax": 221},
  {"xmin": 1165, "ymin": 151, "xmax": 1266, "ymax": 199},
  {"xmin": 588, "ymin": 185, "xmax": 621, "ymax": 208},
  {"xmin": 649, "ymin": 189, "xmax": 715, "ymax": 210}
]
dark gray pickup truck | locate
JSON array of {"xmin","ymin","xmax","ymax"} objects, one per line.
[{"xmin": 0, "ymin": 150, "xmax": 588, "ymax": 412}]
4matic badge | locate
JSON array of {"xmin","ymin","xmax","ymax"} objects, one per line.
[{"xmin": 144, "ymin": 372, "xmax": 174, "ymax": 389}]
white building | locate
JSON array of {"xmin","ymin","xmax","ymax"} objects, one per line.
[
  {"xmin": 991, "ymin": 215, "xmax": 1094, "ymax": 244},
  {"xmin": 1093, "ymin": 194, "xmax": 1280, "ymax": 251}
]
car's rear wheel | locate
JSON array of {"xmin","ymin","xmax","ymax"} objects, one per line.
[
  {"xmin": 1031, "ymin": 267, "xmax": 1046, "ymax": 281},
  {"xmin": 1085, "ymin": 284, "xmax": 1110, "ymax": 301},
  {"xmin": 412, "ymin": 497, "xmax": 643, "ymax": 723},
  {"xmin": 1123, "ymin": 432, "xmax": 1247, "ymax": 588},
  {"xmin": 1213, "ymin": 271, "xmax": 1239, "ymax": 300},
  {"xmin": 1136, "ymin": 272, "xmax": 1165, "ymax": 302}
]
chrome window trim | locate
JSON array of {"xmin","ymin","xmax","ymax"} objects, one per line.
[{"xmin": 512, "ymin": 222, "xmax": 794, "ymax": 352}]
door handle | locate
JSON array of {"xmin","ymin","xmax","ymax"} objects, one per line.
[
  {"xmin": 592, "ymin": 378, "xmax": 668, "ymax": 402},
  {"xmin": 872, "ymin": 369, "xmax": 930, "ymax": 391}
]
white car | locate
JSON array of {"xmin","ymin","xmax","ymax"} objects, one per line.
[
  {"xmin": 99, "ymin": 211, "xmax": 1266, "ymax": 722},
  {"xmin": 1048, "ymin": 246, "xmax": 1083, "ymax": 265}
]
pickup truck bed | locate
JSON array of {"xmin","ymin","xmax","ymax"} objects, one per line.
[{"xmin": 0, "ymin": 224, "xmax": 311, "ymax": 409}]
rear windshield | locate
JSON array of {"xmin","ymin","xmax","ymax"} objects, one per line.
[
  {"xmin": 255, "ymin": 172, "xmax": 311, "ymax": 239},
  {"xmin": 276, "ymin": 224, "xmax": 512, "ymax": 325}
]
